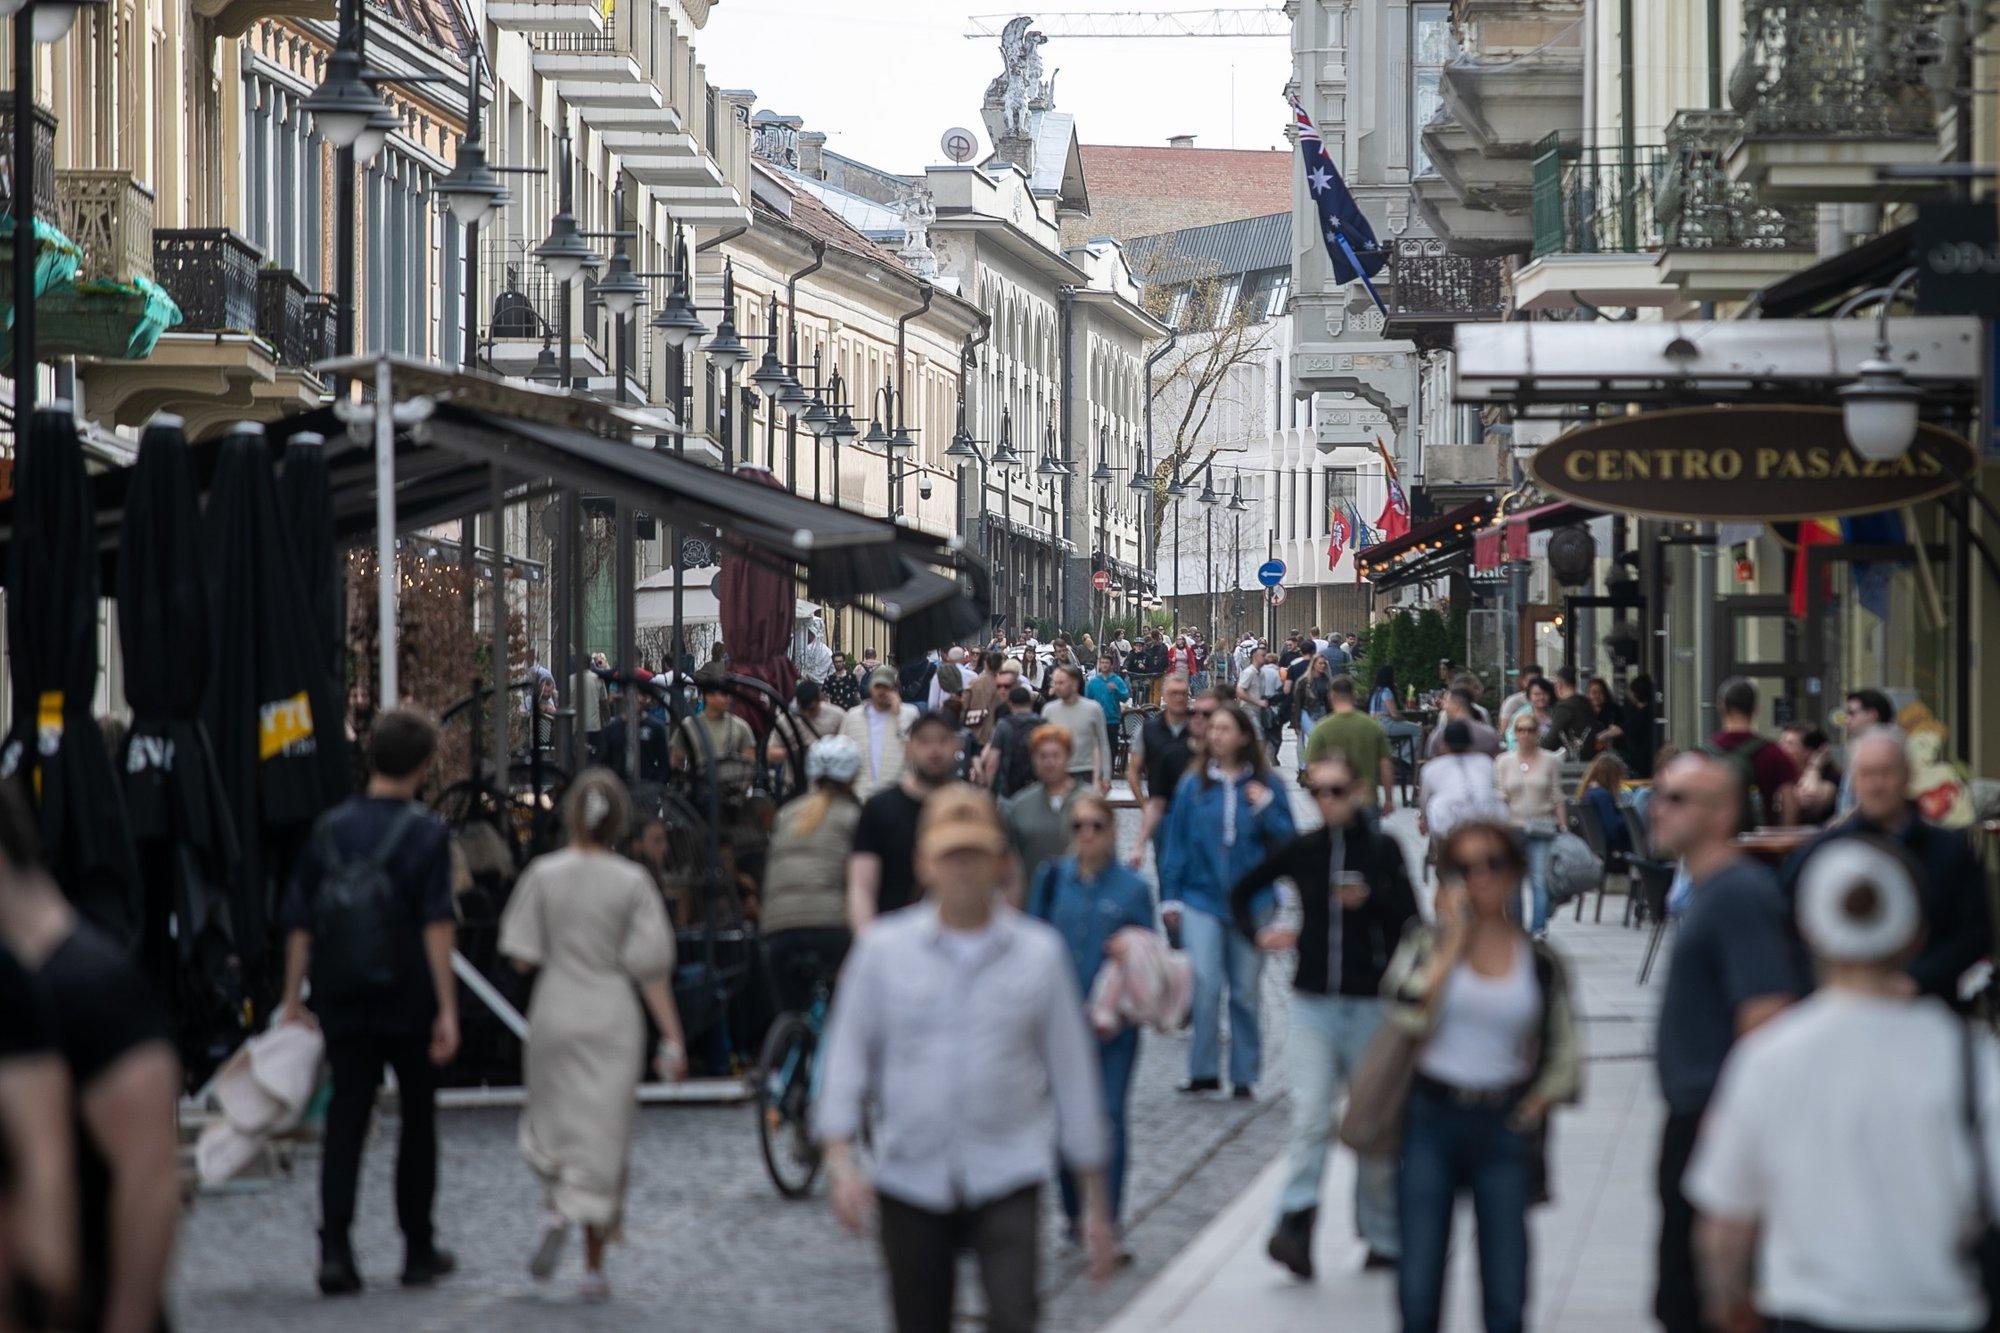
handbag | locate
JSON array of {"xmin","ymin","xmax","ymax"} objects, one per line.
[
  {"xmin": 1959, "ymin": 1021, "xmax": 2000, "ymax": 1331},
  {"xmin": 1338, "ymin": 1019, "xmax": 1421, "ymax": 1156}
]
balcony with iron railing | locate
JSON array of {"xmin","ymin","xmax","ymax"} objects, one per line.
[
  {"xmin": 1653, "ymin": 108, "xmax": 1816, "ymax": 302},
  {"xmin": 81, "ymin": 228, "xmax": 322, "ymax": 431},
  {"xmin": 154, "ymin": 228, "xmax": 262, "ymax": 333},
  {"xmin": 1382, "ymin": 237, "xmax": 1507, "ymax": 348},
  {"xmin": 55, "ymin": 169, "xmax": 155, "ymax": 283},
  {"xmin": 1724, "ymin": 0, "xmax": 1963, "ymax": 201},
  {"xmin": 1515, "ymin": 138, "xmax": 1676, "ymax": 312},
  {"xmin": 256, "ymin": 267, "xmax": 336, "ymax": 371}
]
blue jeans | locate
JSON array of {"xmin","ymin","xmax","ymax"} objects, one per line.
[
  {"xmin": 1059, "ymin": 1027, "xmax": 1140, "ymax": 1226},
  {"xmin": 1179, "ymin": 905, "xmax": 1263, "ymax": 1089},
  {"xmin": 1398, "ymin": 1082, "xmax": 1533, "ymax": 1333},
  {"xmin": 1522, "ymin": 832, "xmax": 1553, "ymax": 935},
  {"xmin": 1275, "ymin": 993, "xmax": 1399, "ymax": 1256}
]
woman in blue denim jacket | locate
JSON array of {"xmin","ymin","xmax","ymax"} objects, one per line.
[
  {"xmin": 1159, "ymin": 700, "xmax": 1297, "ymax": 1097},
  {"xmin": 1028, "ymin": 790, "xmax": 1157, "ymax": 1249}
]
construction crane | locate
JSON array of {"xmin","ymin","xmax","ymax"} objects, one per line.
[{"xmin": 964, "ymin": 8, "xmax": 1288, "ymax": 39}]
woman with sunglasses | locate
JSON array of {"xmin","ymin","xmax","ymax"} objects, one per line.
[
  {"xmin": 1495, "ymin": 715, "xmax": 1563, "ymax": 938},
  {"xmin": 1159, "ymin": 698, "xmax": 1297, "ymax": 1097},
  {"xmin": 1383, "ymin": 820, "xmax": 1581, "ymax": 1333},
  {"xmin": 1027, "ymin": 790, "xmax": 1156, "ymax": 1254}
]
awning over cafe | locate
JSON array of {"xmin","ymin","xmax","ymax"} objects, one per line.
[
  {"xmin": 0, "ymin": 357, "xmax": 988, "ymax": 635},
  {"xmin": 1355, "ymin": 497, "xmax": 1496, "ymax": 583}
]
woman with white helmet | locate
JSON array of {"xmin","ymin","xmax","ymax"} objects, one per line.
[
  {"xmin": 762, "ymin": 735, "xmax": 864, "ymax": 1013},
  {"xmin": 1686, "ymin": 836, "xmax": 2000, "ymax": 1333}
]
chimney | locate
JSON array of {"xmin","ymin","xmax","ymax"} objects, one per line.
[
  {"xmin": 1168, "ymin": 134, "xmax": 1196, "ymax": 149},
  {"xmin": 798, "ymin": 130, "xmax": 827, "ymax": 181}
]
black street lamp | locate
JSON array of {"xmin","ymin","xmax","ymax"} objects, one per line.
[{"xmin": 9, "ymin": 0, "xmax": 105, "ymax": 418}]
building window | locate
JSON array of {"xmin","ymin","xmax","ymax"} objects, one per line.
[
  {"xmin": 1323, "ymin": 466, "xmax": 1359, "ymax": 533},
  {"xmin": 1412, "ymin": 3, "xmax": 1450, "ymax": 177}
]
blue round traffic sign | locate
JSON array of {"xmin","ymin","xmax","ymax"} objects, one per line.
[{"xmin": 1257, "ymin": 559, "xmax": 1286, "ymax": 588}]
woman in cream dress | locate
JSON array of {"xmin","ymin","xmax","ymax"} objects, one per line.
[{"xmin": 500, "ymin": 768, "xmax": 687, "ymax": 1301}]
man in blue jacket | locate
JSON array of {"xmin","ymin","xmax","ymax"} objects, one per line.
[{"xmin": 1085, "ymin": 654, "xmax": 1131, "ymax": 770}]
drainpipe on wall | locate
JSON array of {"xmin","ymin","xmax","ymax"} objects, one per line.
[
  {"xmin": 783, "ymin": 239, "xmax": 827, "ymax": 495},
  {"xmin": 894, "ymin": 281, "xmax": 935, "ymax": 519},
  {"xmin": 1059, "ymin": 283, "xmax": 1078, "ymax": 627}
]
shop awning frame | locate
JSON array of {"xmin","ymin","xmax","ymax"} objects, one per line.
[{"xmin": 1452, "ymin": 316, "xmax": 1981, "ymax": 415}]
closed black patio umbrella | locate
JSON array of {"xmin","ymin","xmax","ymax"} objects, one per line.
[
  {"xmin": 277, "ymin": 434, "xmax": 354, "ymax": 806},
  {"xmin": 117, "ymin": 415, "xmax": 241, "ymax": 1042},
  {"xmin": 202, "ymin": 423, "xmax": 341, "ymax": 991},
  {"xmin": 1, "ymin": 406, "xmax": 141, "ymax": 944}
]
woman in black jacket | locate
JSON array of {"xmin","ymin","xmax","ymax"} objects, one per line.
[{"xmin": 1229, "ymin": 751, "xmax": 1423, "ymax": 1278}]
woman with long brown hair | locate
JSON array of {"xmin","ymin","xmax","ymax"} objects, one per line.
[
  {"xmin": 500, "ymin": 768, "xmax": 687, "ymax": 1302},
  {"xmin": 1159, "ymin": 696, "xmax": 1296, "ymax": 1097}
]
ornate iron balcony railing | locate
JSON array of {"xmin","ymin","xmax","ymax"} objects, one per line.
[
  {"xmin": 1386, "ymin": 238, "xmax": 1507, "ymax": 323},
  {"xmin": 1652, "ymin": 109, "xmax": 1814, "ymax": 252},
  {"xmin": 153, "ymin": 228, "xmax": 262, "ymax": 333},
  {"xmin": 1728, "ymin": 0, "xmax": 1942, "ymax": 140},
  {"xmin": 256, "ymin": 267, "xmax": 326, "ymax": 369},
  {"xmin": 55, "ymin": 169, "xmax": 156, "ymax": 282},
  {"xmin": 1531, "ymin": 137, "xmax": 1663, "ymax": 259}
]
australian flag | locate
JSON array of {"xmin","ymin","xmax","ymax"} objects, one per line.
[{"xmin": 1290, "ymin": 95, "xmax": 1387, "ymax": 313}]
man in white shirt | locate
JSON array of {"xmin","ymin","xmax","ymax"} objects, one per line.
[
  {"xmin": 817, "ymin": 784, "xmax": 1115, "ymax": 1326},
  {"xmin": 1687, "ymin": 838, "xmax": 2000, "ymax": 1333},
  {"xmin": 1235, "ymin": 647, "xmax": 1283, "ymax": 758}
]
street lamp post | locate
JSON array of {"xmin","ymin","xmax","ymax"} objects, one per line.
[{"xmin": 10, "ymin": 0, "xmax": 104, "ymax": 416}]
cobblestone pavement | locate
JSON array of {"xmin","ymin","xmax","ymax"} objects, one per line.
[{"xmin": 171, "ymin": 754, "xmax": 1323, "ymax": 1330}]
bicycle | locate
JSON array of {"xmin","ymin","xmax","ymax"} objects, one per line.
[{"xmin": 756, "ymin": 953, "xmax": 833, "ymax": 1199}]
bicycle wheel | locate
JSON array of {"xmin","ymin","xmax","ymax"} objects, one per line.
[{"xmin": 756, "ymin": 1013, "xmax": 822, "ymax": 1199}]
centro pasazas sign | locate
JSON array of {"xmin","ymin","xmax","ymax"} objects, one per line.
[{"xmin": 1529, "ymin": 405, "xmax": 1973, "ymax": 522}]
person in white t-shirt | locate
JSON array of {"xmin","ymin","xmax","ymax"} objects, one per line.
[{"xmin": 1686, "ymin": 836, "xmax": 2000, "ymax": 1333}]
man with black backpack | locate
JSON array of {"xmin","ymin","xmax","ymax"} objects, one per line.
[
  {"xmin": 1705, "ymin": 677, "xmax": 1800, "ymax": 830},
  {"xmin": 278, "ymin": 709, "xmax": 460, "ymax": 1297}
]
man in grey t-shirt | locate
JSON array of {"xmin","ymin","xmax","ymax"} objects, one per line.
[
  {"xmin": 1039, "ymin": 664, "xmax": 1111, "ymax": 788},
  {"xmin": 1649, "ymin": 753, "xmax": 1801, "ymax": 1333}
]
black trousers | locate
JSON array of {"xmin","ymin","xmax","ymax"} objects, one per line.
[
  {"xmin": 878, "ymin": 1186, "xmax": 1040, "ymax": 1333},
  {"xmin": 321, "ymin": 1030, "xmax": 438, "ymax": 1256},
  {"xmin": 1656, "ymin": 1110, "xmax": 1709, "ymax": 1333},
  {"xmin": 764, "ymin": 926, "xmax": 852, "ymax": 1015}
]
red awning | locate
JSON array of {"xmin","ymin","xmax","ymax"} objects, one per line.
[{"xmin": 1355, "ymin": 497, "xmax": 1497, "ymax": 579}]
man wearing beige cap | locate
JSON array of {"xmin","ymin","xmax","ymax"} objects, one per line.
[
  {"xmin": 816, "ymin": 784, "xmax": 1116, "ymax": 1330},
  {"xmin": 838, "ymin": 666, "xmax": 919, "ymax": 799}
]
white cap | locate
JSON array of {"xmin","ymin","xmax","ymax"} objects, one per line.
[{"xmin": 1797, "ymin": 839, "xmax": 1921, "ymax": 963}]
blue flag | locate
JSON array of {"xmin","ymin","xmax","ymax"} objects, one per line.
[
  {"xmin": 1839, "ymin": 511, "xmax": 1907, "ymax": 621},
  {"xmin": 1290, "ymin": 95, "xmax": 1387, "ymax": 313}
]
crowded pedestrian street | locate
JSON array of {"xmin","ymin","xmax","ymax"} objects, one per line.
[{"xmin": 1, "ymin": 1, "xmax": 1998, "ymax": 1332}]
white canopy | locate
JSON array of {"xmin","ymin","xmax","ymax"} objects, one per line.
[{"xmin": 634, "ymin": 565, "xmax": 818, "ymax": 629}]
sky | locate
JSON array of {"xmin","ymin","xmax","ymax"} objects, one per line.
[{"xmin": 694, "ymin": 1, "xmax": 1293, "ymax": 175}]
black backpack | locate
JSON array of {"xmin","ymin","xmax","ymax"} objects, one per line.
[
  {"xmin": 310, "ymin": 803, "xmax": 424, "ymax": 1003},
  {"xmin": 993, "ymin": 715, "xmax": 1037, "ymax": 799}
]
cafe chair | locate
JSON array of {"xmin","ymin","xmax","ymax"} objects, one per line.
[
  {"xmin": 1630, "ymin": 857, "xmax": 1676, "ymax": 985},
  {"xmin": 1561, "ymin": 799, "xmax": 1623, "ymax": 924}
]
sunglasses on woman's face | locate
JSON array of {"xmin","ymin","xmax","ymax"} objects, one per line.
[
  {"xmin": 1070, "ymin": 818, "xmax": 1109, "ymax": 833},
  {"xmin": 1309, "ymin": 783, "xmax": 1351, "ymax": 799},
  {"xmin": 1451, "ymin": 854, "xmax": 1514, "ymax": 879}
]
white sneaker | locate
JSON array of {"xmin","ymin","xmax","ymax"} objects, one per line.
[
  {"xmin": 527, "ymin": 1212, "xmax": 569, "ymax": 1282},
  {"xmin": 578, "ymin": 1269, "xmax": 610, "ymax": 1303}
]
